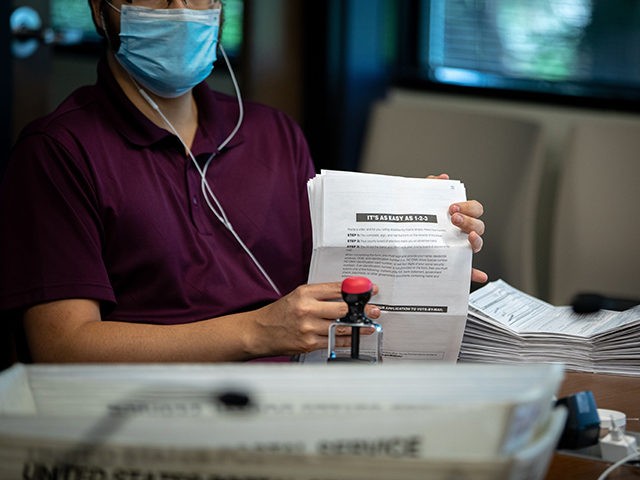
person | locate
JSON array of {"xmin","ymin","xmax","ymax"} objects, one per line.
[{"xmin": 0, "ymin": 0, "xmax": 486, "ymax": 364}]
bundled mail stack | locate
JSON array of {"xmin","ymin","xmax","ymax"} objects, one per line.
[
  {"xmin": 0, "ymin": 362, "xmax": 566, "ymax": 480},
  {"xmin": 459, "ymin": 279, "xmax": 640, "ymax": 376}
]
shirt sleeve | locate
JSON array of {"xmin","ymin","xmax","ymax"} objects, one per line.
[{"xmin": 0, "ymin": 129, "xmax": 116, "ymax": 313}]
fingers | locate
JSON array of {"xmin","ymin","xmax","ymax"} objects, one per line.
[
  {"xmin": 471, "ymin": 267, "xmax": 489, "ymax": 284},
  {"xmin": 333, "ymin": 325, "xmax": 351, "ymax": 336},
  {"xmin": 302, "ymin": 281, "xmax": 380, "ymax": 303},
  {"xmin": 451, "ymin": 213, "xmax": 486, "ymax": 237},
  {"xmin": 449, "ymin": 198, "xmax": 485, "ymax": 240},
  {"xmin": 467, "ymin": 230, "xmax": 483, "ymax": 254},
  {"xmin": 424, "ymin": 180, "xmax": 487, "ymax": 237},
  {"xmin": 328, "ymin": 323, "xmax": 378, "ymax": 353},
  {"xmin": 302, "ymin": 281, "xmax": 343, "ymax": 300},
  {"xmin": 427, "ymin": 173, "xmax": 450, "ymax": 180},
  {"xmin": 450, "ymin": 200, "xmax": 484, "ymax": 218},
  {"xmin": 312, "ymin": 302, "xmax": 381, "ymax": 338},
  {"xmin": 289, "ymin": 283, "xmax": 346, "ymax": 323},
  {"xmin": 450, "ymin": 202, "xmax": 486, "ymax": 236},
  {"xmin": 299, "ymin": 319, "xmax": 377, "ymax": 353},
  {"xmin": 258, "ymin": 282, "xmax": 383, "ymax": 356},
  {"xmin": 423, "ymin": 178, "xmax": 488, "ymax": 286},
  {"xmin": 332, "ymin": 325, "xmax": 377, "ymax": 336},
  {"xmin": 292, "ymin": 283, "xmax": 381, "ymax": 334}
]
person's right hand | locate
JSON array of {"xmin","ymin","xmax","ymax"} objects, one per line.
[
  {"xmin": 250, "ymin": 282, "xmax": 381, "ymax": 357},
  {"xmin": 21, "ymin": 283, "xmax": 380, "ymax": 363}
]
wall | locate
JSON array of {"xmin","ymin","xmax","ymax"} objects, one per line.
[{"xmin": 243, "ymin": 0, "xmax": 302, "ymax": 123}]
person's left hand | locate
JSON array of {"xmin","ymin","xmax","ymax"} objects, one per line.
[{"xmin": 429, "ymin": 174, "xmax": 488, "ymax": 283}]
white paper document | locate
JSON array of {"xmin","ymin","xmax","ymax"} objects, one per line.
[{"xmin": 302, "ymin": 170, "xmax": 473, "ymax": 363}]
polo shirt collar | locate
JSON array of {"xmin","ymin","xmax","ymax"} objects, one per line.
[
  {"xmin": 191, "ymin": 82, "xmax": 244, "ymax": 157},
  {"xmin": 96, "ymin": 57, "xmax": 244, "ymax": 156}
]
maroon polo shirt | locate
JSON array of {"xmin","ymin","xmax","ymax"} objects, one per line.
[{"xmin": 0, "ymin": 59, "xmax": 316, "ymax": 326}]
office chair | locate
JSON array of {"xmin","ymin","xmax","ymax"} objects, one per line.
[
  {"xmin": 549, "ymin": 119, "xmax": 640, "ymax": 306},
  {"xmin": 359, "ymin": 98, "xmax": 546, "ymax": 296}
]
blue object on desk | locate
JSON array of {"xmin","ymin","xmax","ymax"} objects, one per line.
[{"xmin": 555, "ymin": 390, "xmax": 600, "ymax": 449}]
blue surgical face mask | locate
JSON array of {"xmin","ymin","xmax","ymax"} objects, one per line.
[{"xmin": 111, "ymin": 5, "xmax": 221, "ymax": 98}]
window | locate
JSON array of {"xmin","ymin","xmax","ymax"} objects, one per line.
[
  {"xmin": 50, "ymin": 0, "xmax": 244, "ymax": 56},
  {"xmin": 402, "ymin": 0, "xmax": 640, "ymax": 109},
  {"xmin": 51, "ymin": 0, "xmax": 100, "ymax": 44}
]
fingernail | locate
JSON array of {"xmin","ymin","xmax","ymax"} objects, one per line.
[
  {"xmin": 370, "ymin": 306, "xmax": 381, "ymax": 317},
  {"xmin": 450, "ymin": 204, "xmax": 461, "ymax": 213},
  {"xmin": 452, "ymin": 213, "xmax": 463, "ymax": 225},
  {"xmin": 474, "ymin": 236, "xmax": 483, "ymax": 253}
]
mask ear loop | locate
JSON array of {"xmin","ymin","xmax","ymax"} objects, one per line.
[{"xmin": 134, "ymin": 43, "xmax": 282, "ymax": 297}]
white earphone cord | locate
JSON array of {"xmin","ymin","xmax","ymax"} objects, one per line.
[{"xmin": 136, "ymin": 44, "xmax": 282, "ymax": 297}]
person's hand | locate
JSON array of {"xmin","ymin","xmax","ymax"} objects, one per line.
[
  {"xmin": 429, "ymin": 174, "xmax": 488, "ymax": 284},
  {"xmin": 253, "ymin": 282, "xmax": 381, "ymax": 356}
]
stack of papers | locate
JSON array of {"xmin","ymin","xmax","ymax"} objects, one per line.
[
  {"xmin": 460, "ymin": 279, "xmax": 640, "ymax": 376},
  {"xmin": 303, "ymin": 170, "xmax": 473, "ymax": 363},
  {"xmin": 0, "ymin": 362, "xmax": 566, "ymax": 479}
]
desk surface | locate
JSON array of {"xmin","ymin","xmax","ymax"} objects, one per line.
[{"xmin": 545, "ymin": 372, "xmax": 640, "ymax": 480}]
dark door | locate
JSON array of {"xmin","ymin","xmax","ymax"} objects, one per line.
[{"xmin": 3, "ymin": 0, "xmax": 52, "ymax": 169}]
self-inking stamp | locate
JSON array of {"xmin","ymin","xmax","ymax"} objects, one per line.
[{"xmin": 328, "ymin": 276, "xmax": 383, "ymax": 363}]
